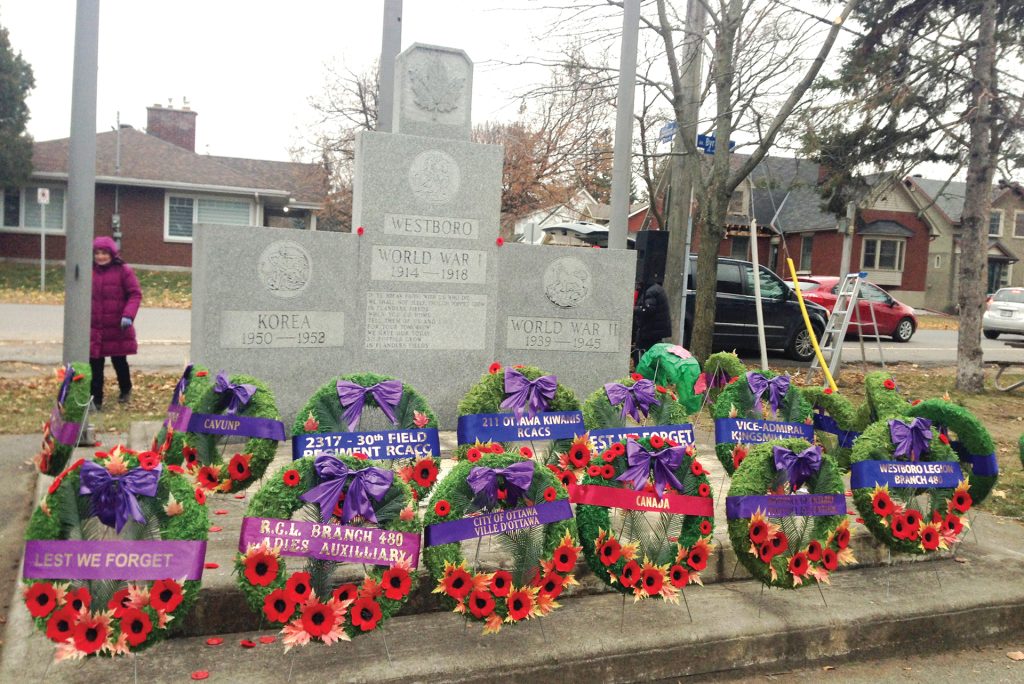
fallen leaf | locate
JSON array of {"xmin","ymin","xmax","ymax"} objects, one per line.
[
  {"xmin": 209, "ymin": 526, "xmax": 223, "ymax": 532},
  {"xmin": 823, "ymin": 665, "xmax": 836, "ymax": 671},
  {"xmin": 954, "ymin": 557, "xmax": 970, "ymax": 564},
  {"xmin": 991, "ymin": 490, "xmax": 1007, "ymax": 499},
  {"xmin": 1008, "ymin": 651, "xmax": 1024, "ymax": 661}
]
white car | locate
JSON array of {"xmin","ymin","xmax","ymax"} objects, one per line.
[{"xmin": 982, "ymin": 287, "xmax": 1024, "ymax": 339}]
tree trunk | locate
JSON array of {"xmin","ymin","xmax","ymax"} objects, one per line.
[{"xmin": 956, "ymin": 0, "xmax": 997, "ymax": 392}]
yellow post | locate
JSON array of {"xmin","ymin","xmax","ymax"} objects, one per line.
[{"xmin": 786, "ymin": 258, "xmax": 838, "ymax": 392}]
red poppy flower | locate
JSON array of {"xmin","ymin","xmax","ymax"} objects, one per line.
[
  {"xmin": 883, "ymin": 378, "xmax": 896, "ymax": 390},
  {"xmin": 352, "ymin": 452, "xmax": 369, "ymax": 461},
  {"xmin": 649, "ymin": 434, "xmax": 666, "ymax": 450},
  {"xmin": 699, "ymin": 519, "xmax": 713, "ymax": 536},
  {"xmin": 240, "ymin": 639, "xmax": 257, "ymax": 648},
  {"xmin": 687, "ymin": 545, "xmax": 708, "ymax": 572},
  {"xmin": 903, "ymin": 509, "xmax": 923, "ymax": 531},
  {"xmin": 25, "ymin": 582, "xmax": 58, "ymax": 618},
  {"xmin": 138, "ymin": 451, "xmax": 162, "ymax": 470},
  {"xmin": 434, "ymin": 500, "xmax": 451, "ymax": 517},
  {"xmin": 120, "ymin": 607, "xmax": 153, "ymax": 647},
  {"xmin": 748, "ymin": 520, "xmax": 769, "ymax": 545},
  {"xmin": 806, "ymin": 540, "xmax": 823, "ymax": 562},
  {"xmin": 63, "ymin": 587, "xmax": 90, "ymax": 613},
  {"xmin": 601, "ymin": 464, "xmax": 616, "ymax": 479},
  {"xmin": 263, "ymin": 589, "xmax": 295, "ymax": 623},
  {"xmin": 609, "ymin": 442, "xmax": 626, "ymax": 457},
  {"xmin": 357, "ymin": 226, "xmax": 365, "ymax": 236},
  {"xmin": 442, "ymin": 566, "xmax": 473, "ymax": 600},
  {"xmin": 490, "ymin": 570, "xmax": 512, "ymax": 597},
  {"xmin": 601, "ymin": 450, "xmax": 615, "ymax": 463},
  {"xmin": 197, "ymin": 466, "xmax": 220, "ymax": 490},
  {"xmin": 539, "ymin": 573, "xmax": 565, "ymax": 598},
  {"xmin": 640, "ymin": 567, "xmax": 664, "ymax": 595},
  {"xmin": 350, "ymin": 597, "xmax": 382, "ymax": 632},
  {"xmin": 758, "ymin": 542, "xmax": 775, "ymax": 563},
  {"xmin": 770, "ymin": 532, "xmax": 789, "ymax": 555},
  {"xmin": 690, "ymin": 460, "xmax": 704, "ymax": 476},
  {"xmin": 834, "ymin": 526, "xmax": 850, "ymax": 549},
  {"xmin": 630, "ymin": 373, "xmax": 643, "ymax": 381},
  {"xmin": 822, "ymin": 547, "xmax": 838, "ymax": 571},
  {"xmin": 519, "ymin": 446, "xmax": 534, "ymax": 459},
  {"xmin": 788, "ymin": 552, "xmax": 809, "ymax": 577},
  {"xmin": 150, "ymin": 579, "xmax": 184, "ymax": 613},
  {"xmin": 587, "ymin": 464, "xmax": 602, "ymax": 478},
  {"xmin": 921, "ymin": 524, "xmax": 941, "ymax": 551},
  {"xmin": 182, "ymin": 446, "xmax": 198, "ymax": 467},
  {"xmin": 282, "ymin": 469, "xmax": 300, "ymax": 487},
  {"xmin": 73, "ymin": 614, "xmax": 108, "ymax": 654},
  {"xmin": 938, "ymin": 433, "xmax": 950, "ymax": 445},
  {"xmin": 167, "ymin": 465, "xmax": 185, "ymax": 475},
  {"xmin": 227, "ymin": 453, "xmax": 251, "ymax": 481},
  {"xmin": 285, "ymin": 572, "xmax": 312, "ymax": 603},
  {"xmin": 496, "ymin": 237, "xmax": 505, "ymax": 247},
  {"xmin": 488, "ymin": 362, "xmax": 502, "ymax": 374},
  {"xmin": 45, "ymin": 604, "xmax": 79, "ymax": 642},
  {"xmin": 506, "ymin": 590, "xmax": 533, "ymax": 621},
  {"xmin": 891, "ymin": 514, "xmax": 910, "ymax": 540},
  {"xmin": 490, "ymin": 443, "xmax": 505, "ymax": 454},
  {"xmin": 205, "ymin": 637, "xmax": 224, "ymax": 646},
  {"xmin": 412, "ymin": 458, "xmax": 439, "ymax": 487},
  {"xmin": 301, "ymin": 600, "xmax": 336, "ymax": 637},
  {"xmin": 466, "ymin": 448, "xmax": 482, "ymax": 463},
  {"xmin": 823, "ymin": 387, "xmax": 833, "ymax": 394},
  {"xmin": 567, "ymin": 442, "xmax": 591, "ymax": 469},
  {"xmin": 543, "ymin": 486, "xmax": 557, "ymax": 502},
  {"xmin": 332, "ymin": 493, "xmax": 346, "ymax": 519},
  {"xmin": 195, "ymin": 370, "xmax": 209, "ymax": 377},
  {"xmin": 244, "ymin": 550, "xmax": 279, "ymax": 587},
  {"xmin": 382, "ymin": 566, "xmax": 411, "ymax": 600},
  {"xmin": 669, "ymin": 564, "xmax": 689, "ymax": 588},
  {"xmin": 620, "ymin": 560, "xmax": 641, "ymax": 587},
  {"xmin": 558, "ymin": 470, "xmax": 578, "ymax": 488},
  {"xmin": 107, "ymin": 588, "xmax": 133, "ymax": 617},
  {"xmin": 944, "ymin": 513, "xmax": 964, "ymax": 535},
  {"xmin": 598, "ymin": 538, "xmax": 622, "ymax": 566},
  {"xmin": 553, "ymin": 543, "xmax": 578, "ymax": 573},
  {"xmin": 332, "ymin": 583, "xmax": 358, "ymax": 605},
  {"xmin": 467, "ymin": 590, "xmax": 495, "ymax": 618},
  {"xmin": 872, "ymin": 491, "xmax": 894, "ymax": 517},
  {"xmin": 194, "ymin": 487, "xmax": 206, "ymax": 505},
  {"xmin": 951, "ymin": 490, "xmax": 972, "ymax": 513},
  {"xmin": 698, "ymin": 483, "xmax": 711, "ymax": 498}
]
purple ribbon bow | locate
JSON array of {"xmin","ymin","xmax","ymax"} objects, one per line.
[
  {"xmin": 889, "ymin": 417, "xmax": 933, "ymax": 461},
  {"xmin": 616, "ymin": 439, "xmax": 686, "ymax": 499},
  {"xmin": 79, "ymin": 461, "xmax": 161, "ymax": 533},
  {"xmin": 772, "ymin": 444, "xmax": 823, "ymax": 491},
  {"xmin": 466, "ymin": 460, "xmax": 535, "ymax": 508},
  {"xmin": 336, "ymin": 380, "xmax": 403, "ymax": 430},
  {"xmin": 213, "ymin": 372, "xmax": 256, "ymax": 415},
  {"xmin": 171, "ymin": 364, "xmax": 194, "ymax": 406},
  {"xmin": 57, "ymin": 364, "xmax": 74, "ymax": 406},
  {"xmin": 300, "ymin": 454, "xmax": 394, "ymax": 524},
  {"xmin": 500, "ymin": 368, "xmax": 557, "ymax": 418},
  {"xmin": 746, "ymin": 372, "xmax": 790, "ymax": 415},
  {"xmin": 604, "ymin": 379, "xmax": 660, "ymax": 422},
  {"xmin": 706, "ymin": 370, "xmax": 730, "ymax": 390}
]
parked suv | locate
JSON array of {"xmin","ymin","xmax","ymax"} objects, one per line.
[{"xmin": 684, "ymin": 255, "xmax": 828, "ymax": 361}]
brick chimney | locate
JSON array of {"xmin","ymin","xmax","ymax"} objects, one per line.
[{"xmin": 146, "ymin": 104, "xmax": 197, "ymax": 151}]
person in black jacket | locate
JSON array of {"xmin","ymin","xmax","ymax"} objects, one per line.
[{"xmin": 632, "ymin": 278, "xmax": 673, "ymax": 365}]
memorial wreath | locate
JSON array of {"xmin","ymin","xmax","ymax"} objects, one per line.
[
  {"xmin": 152, "ymin": 364, "xmax": 212, "ymax": 465},
  {"xmin": 800, "ymin": 386, "xmax": 860, "ymax": 472},
  {"xmin": 36, "ymin": 363, "xmax": 92, "ymax": 476}
]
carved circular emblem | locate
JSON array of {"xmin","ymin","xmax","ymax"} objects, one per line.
[
  {"xmin": 543, "ymin": 257, "xmax": 592, "ymax": 308},
  {"xmin": 257, "ymin": 241, "xmax": 311, "ymax": 299},
  {"xmin": 408, "ymin": 150, "xmax": 460, "ymax": 205}
]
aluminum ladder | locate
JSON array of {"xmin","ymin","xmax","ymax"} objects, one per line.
[{"xmin": 806, "ymin": 271, "xmax": 885, "ymax": 385}]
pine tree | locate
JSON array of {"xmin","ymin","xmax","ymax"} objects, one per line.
[{"xmin": 0, "ymin": 21, "xmax": 35, "ymax": 187}]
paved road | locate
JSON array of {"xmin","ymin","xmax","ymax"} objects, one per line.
[{"xmin": 1, "ymin": 303, "xmax": 1022, "ymax": 369}]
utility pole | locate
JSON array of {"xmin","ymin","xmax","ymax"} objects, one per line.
[
  {"xmin": 609, "ymin": 0, "xmax": 640, "ymax": 250},
  {"xmin": 377, "ymin": 0, "xmax": 402, "ymax": 132},
  {"xmin": 838, "ymin": 200, "xmax": 855, "ymax": 280},
  {"xmin": 63, "ymin": 0, "xmax": 100, "ymax": 364}
]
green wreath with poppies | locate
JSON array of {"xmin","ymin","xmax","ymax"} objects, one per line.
[
  {"xmin": 181, "ymin": 373, "xmax": 284, "ymax": 494},
  {"xmin": 456, "ymin": 363, "xmax": 581, "ymax": 478},
  {"xmin": 23, "ymin": 446, "xmax": 208, "ymax": 660},
  {"xmin": 36, "ymin": 363, "xmax": 92, "ymax": 476},
  {"xmin": 864, "ymin": 371, "xmax": 911, "ymax": 423},
  {"xmin": 699, "ymin": 351, "xmax": 747, "ymax": 405},
  {"xmin": 575, "ymin": 434, "xmax": 714, "ymax": 601},
  {"xmin": 423, "ymin": 453, "xmax": 579, "ymax": 634},
  {"xmin": 291, "ymin": 372, "xmax": 441, "ymax": 502},
  {"xmin": 581, "ymin": 375, "xmax": 690, "ymax": 431},
  {"xmin": 153, "ymin": 364, "xmax": 211, "ymax": 464},
  {"xmin": 800, "ymin": 386, "xmax": 860, "ymax": 472},
  {"xmin": 906, "ymin": 398, "xmax": 998, "ymax": 506},
  {"xmin": 235, "ymin": 454, "xmax": 420, "ymax": 646},
  {"xmin": 726, "ymin": 439, "xmax": 853, "ymax": 589},
  {"xmin": 849, "ymin": 418, "xmax": 971, "ymax": 555},
  {"xmin": 711, "ymin": 370, "xmax": 812, "ymax": 475}
]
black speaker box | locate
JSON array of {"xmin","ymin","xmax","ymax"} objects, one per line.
[{"xmin": 634, "ymin": 230, "xmax": 669, "ymax": 287}]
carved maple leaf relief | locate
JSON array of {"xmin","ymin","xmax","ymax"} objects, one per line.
[{"xmin": 409, "ymin": 57, "xmax": 465, "ymax": 116}]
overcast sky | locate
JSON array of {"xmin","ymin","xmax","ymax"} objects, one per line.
[{"xmin": 1, "ymin": 1, "xmax": 564, "ymax": 162}]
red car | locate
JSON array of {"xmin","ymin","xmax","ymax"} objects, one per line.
[{"xmin": 795, "ymin": 276, "xmax": 918, "ymax": 342}]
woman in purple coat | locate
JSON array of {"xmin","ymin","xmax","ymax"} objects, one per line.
[{"xmin": 90, "ymin": 236, "xmax": 142, "ymax": 409}]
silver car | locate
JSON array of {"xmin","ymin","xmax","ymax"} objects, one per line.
[{"xmin": 983, "ymin": 287, "xmax": 1024, "ymax": 339}]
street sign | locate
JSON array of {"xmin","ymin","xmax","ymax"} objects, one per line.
[
  {"xmin": 697, "ymin": 134, "xmax": 736, "ymax": 155},
  {"xmin": 37, "ymin": 188, "xmax": 50, "ymax": 205},
  {"xmin": 658, "ymin": 121, "xmax": 678, "ymax": 144}
]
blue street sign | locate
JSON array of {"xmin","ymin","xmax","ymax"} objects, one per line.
[
  {"xmin": 658, "ymin": 121, "xmax": 678, "ymax": 143},
  {"xmin": 697, "ymin": 134, "xmax": 736, "ymax": 155}
]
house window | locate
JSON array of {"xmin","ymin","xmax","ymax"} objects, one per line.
[
  {"xmin": 800, "ymin": 235, "xmax": 814, "ymax": 271},
  {"xmin": 165, "ymin": 194, "xmax": 252, "ymax": 241},
  {"xmin": 0, "ymin": 186, "xmax": 66, "ymax": 232},
  {"xmin": 861, "ymin": 238, "xmax": 905, "ymax": 271},
  {"xmin": 989, "ymin": 211, "xmax": 1002, "ymax": 236},
  {"xmin": 1014, "ymin": 211, "xmax": 1024, "ymax": 238},
  {"xmin": 730, "ymin": 236, "xmax": 749, "ymax": 259}
]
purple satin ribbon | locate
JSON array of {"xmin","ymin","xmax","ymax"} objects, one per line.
[
  {"xmin": 604, "ymin": 379, "xmax": 660, "ymax": 422},
  {"xmin": 171, "ymin": 364, "xmax": 194, "ymax": 406},
  {"xmin": 500, "ymin": 368, "xmax": 557, "ymax": 418},
  {"xmin": 772, "ymin": 444, "xmax": 822, "ymax": 490},
  {"xmin": 213, "ymin": 372, "xmax": 256, "ymax": 415},
  {"xmin": 890, "ymin": 417, "xmax": 933, "ymax": 462},
  {"xmin": 747, "ymin": 372, "xmax": 790, "ymax": 415},
  {"xmin": 616, "ymin": 439, "xmax": 685, "ymax": 499},
  {"xmin": 300, "ymin": 455, "xmax": 393, "ymax": 524},
  {"xmin": 79, "ymin": 462, "xmax": 161, "ymax": 533},
  {"xmin": 336, "ymin": 380, "xmax": 403, "ymax": 430},
  {"xmin": 467, "ymin": 460, "xmax": 535, "ymax": 508},
  {"xmin": 57, "ymin": 364, "xmax": 74, "ymax": 405}
]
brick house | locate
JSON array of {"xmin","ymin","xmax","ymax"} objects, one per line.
[{"xmin": 0, "ymin": 105, "xmax": 327, "ymax": 269}]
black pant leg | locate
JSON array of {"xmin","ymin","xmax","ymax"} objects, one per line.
[
  {"xmin": 89, "ymin": 357, "xmax": 105, "ymax": 407},
  {"xmin": 111, "ymin": 355, "xmax": 132, "ymax": 394}
]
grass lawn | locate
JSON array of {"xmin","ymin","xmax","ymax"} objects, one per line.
[{"xmin": 0, "ymin": 262, "xmax": 191, "ymax": 308}]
